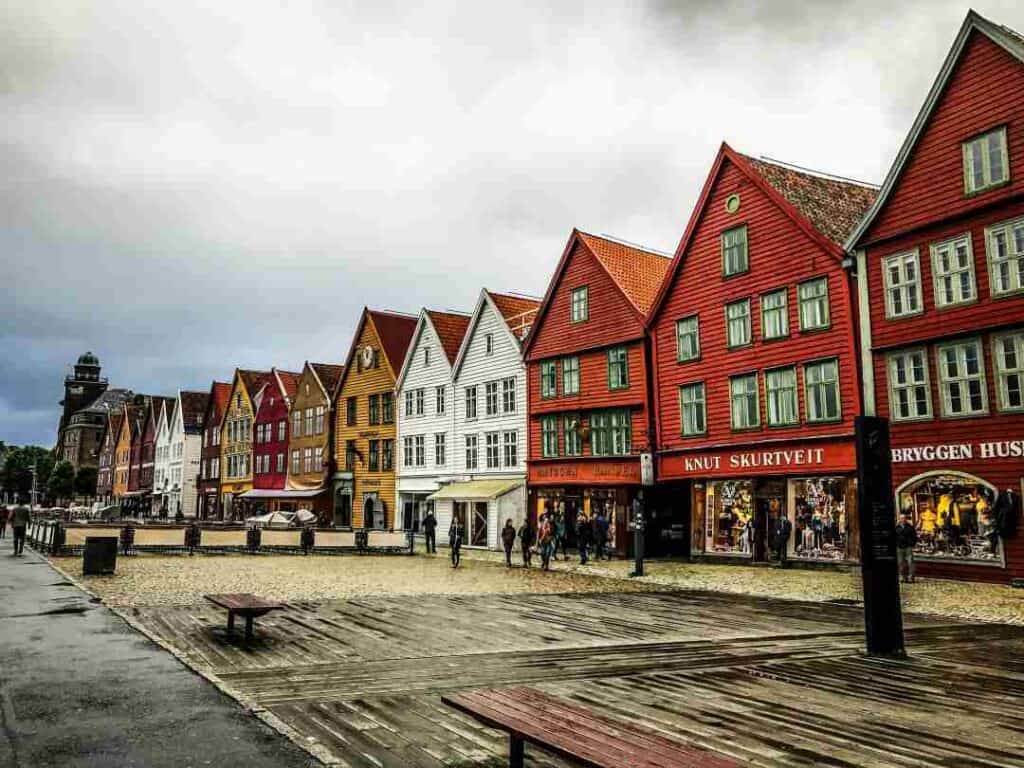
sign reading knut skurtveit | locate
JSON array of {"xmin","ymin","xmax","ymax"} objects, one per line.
[{"xmin": 659, "ymin": 438, "xmax": 856, "ymax": 478}]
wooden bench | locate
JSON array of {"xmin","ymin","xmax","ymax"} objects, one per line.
[
  {"xmin": 442, "ymin": 686, "xmax": 739, "ymax": 768},
  {"xmin": 204, "ymin": 593, "xmax": 284, "ymax": 643}
]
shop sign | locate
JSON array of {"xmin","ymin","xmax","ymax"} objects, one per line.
[
  {"xmin": 661, "ymin": 440, "xmax": 856, "ymax": 479},
  {"xmin": 891, "ymin": 440, "xmax": 1024, "ymax": 464},
  {"xmin": 530, "ymin": 460, "xmax": 641, "ymax": 485}
]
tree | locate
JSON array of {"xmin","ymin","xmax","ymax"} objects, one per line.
[
  {"xmin": 1, "ymin": 446, "xmax": 56, "ymax": 502},
  {"xmin": 47, "ymin": 460, "xmax": 75, "ymax": 505},
  {"xmin": 74, "ymin": 466, "xmax": 98, "ymax": 499}
]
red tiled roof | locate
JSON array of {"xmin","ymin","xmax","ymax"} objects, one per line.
[
  {"xmin": 211, "ymin": 382, "xmax": 231, "ymax": 418},
  {"xmin": 741, "ymin": 155, "xmax": 878, "ymax": 246},
  {"xmin": 310, "ymin": 363, "xmax": 344, "ymax": 395},
  {"xmin": 487, "ymin": 291, "xmax": 540, "ymax": 341},
  {"xmin": 577, "ymin": 232, "xmax": 671, "ymax": 317},
  {"xmin": 238, "ymin": 370, "xmax": 272, "ymax": 398},
  {"xmin": 274, "ymin": 370, "xmax": 301, "ymax": 401},
  {"xmin": 368, "ymin": 310, "xmax": 418, "ymax": 374},
  {"xmin": 426, "ymin": 310, "xmax": 471, "ymax": 364},
  {"xmin": 179, "ymin": 391, "xmax": 209, "ymax": 429}
]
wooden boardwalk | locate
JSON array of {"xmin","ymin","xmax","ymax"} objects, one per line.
[{"xmin": 128, "ymin": 590, "xmax": 1024, "ymax": 767}]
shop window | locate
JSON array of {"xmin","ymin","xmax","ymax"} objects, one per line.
[
  {"xmin": 485, "ymin": 381, "xmax": 499, "ymax": 416},
  {"xmin": 805, "ymin": 359, "xmax": 841, "ymax": 423},
  {"xmin": 792, "ymin": 477, "xmax": 851, "ymax": 561},
  {"xmin": 485, "ymin": 432, "xmax": 500, "ymax": 468},
  {"xmin": 571, "ymin": 286, "xmax": 589, "ymax": 323},
  {"xmin": 676, "ymin": 316, "xmax": 700, "ymax": 362},
  {"xmin": 607, "ymin": 346, "xmax": 629, "ymax": 390},
  {"xmin": 765, "ymin": 367, "xmax": 798, "ymax": 426},
  {"xmin": 962, "ymin": 126, "xmax": 1008, "ymax": 195},
  {"xmin": 798, "ymin": 277, "xmax": 830, "ymax": 331},
  {"xmin": 729, "ymin": 373, "xmax": 760, "ymax": 429},
  {"xmin": 563, "ymin": 414, "xmax": 583, "ymax": 455},
  {"xmin": 760, "ymin": 289, "xmax": 789, "ymax": 340},
  {"xmin": 897, "ymin": 473, "xmax": 1000, "ymax": 562},
  {"xmin": 993, "ymin": 331, "xmax": 1024, "ymax": 412},
  {"xmin": 936, "ymin": 339, "xmax": 987, "ymax": 417},
  {"xmin": 541, "ymin": 416, "xmax": 559, "ymax": 458},
  {"xmin": 562, "ymin": 356, "xmax": 580, "ymax": 395},
  {"xmin": 679, "ymin": 382, "xmax": 706, "ymax": 436},
  {"xmin": 930, "ymin": 234, "xmax": 976, "ymax": 307},
  {"xmin": 726, "ymin": 299, "xmax": 752, "ymax": 348},
  {"xmin": 883, "ymin": 251, "xmax": 923, "ymax": 318},
  {"xmin": 465, "ymin": 434, "xmax": 478, "ymax": 469},
  {"xmin": 540, "ymin": 361, "xmax": 557, "ymax": 399},
  {"xmin": 704, "ymin": 480, "xmax": 754, "ymax": 556},
  {"xmin": 986, "ymin": 216, "xmax": 1024, "ymax": 296},
  {"xmin": 722, "ymin": 225, "xmax": 748, "ymax": 276},
  {"xmin": 887, "ymin": 349, "xmax": 932, "ymax": 421},
  {"xmin": 465, "ymin": 386, "xmax": 478, "ymax": 419}
]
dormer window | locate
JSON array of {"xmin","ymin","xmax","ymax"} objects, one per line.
[
  {"xmin": 963, "ymin": 127, "xmax": 1008, "ymax": 195},
  {"xmin": 570, "ymin": 287, "xmax": 589, "ymax": 323}
]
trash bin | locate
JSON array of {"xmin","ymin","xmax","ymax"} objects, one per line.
[{"xmin": 83, "ymin": 536, "xmax": 118, "ymax": 575}]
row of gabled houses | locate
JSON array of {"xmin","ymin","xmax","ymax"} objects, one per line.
[{"xmin": 82, "ymin": 11, "xmax": 1024, "ymax": 584}]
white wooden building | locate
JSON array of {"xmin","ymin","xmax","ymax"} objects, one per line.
[{"xmin": 152, "ymin": 399, "xmax": 173, "ymax": 516}]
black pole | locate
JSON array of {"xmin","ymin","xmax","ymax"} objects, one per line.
[
  {"xmin": 855, "ymin": 416, "xmax": 905, "ymax": 656},
  {"xmin": 631, "ymin": 492, "xmax": 644, "ymax": 577}
]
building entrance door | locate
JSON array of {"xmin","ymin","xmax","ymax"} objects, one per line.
[{"xmin": 754, "ymin": 479, "xmax": 786, "ymax": 562}]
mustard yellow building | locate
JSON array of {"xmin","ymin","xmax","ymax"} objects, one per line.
[
  {"xmin": 219, "ymin": 369, "xmax": 270, "ymax": 519},
  {"xmin": 112, "ymin": 404, "xmax": 135, "ymax": 501},
  {"xmin": 332, "ymin": 309, "xmax": 416, "ymax": 529}
]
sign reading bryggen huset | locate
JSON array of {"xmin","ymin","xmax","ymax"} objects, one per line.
[
  {"xmin": 658, "ymin": 438, "xmax": 857, "ymax": 478},
  {"xmin": 891, "ymin": 440, "xmax": 1024, "ymax": 463}
]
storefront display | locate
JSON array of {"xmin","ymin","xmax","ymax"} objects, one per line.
[
  {"xmin": 704, "ymin": 479, "xmax": 754, "ymax": 556},
  {"xmin": 532, "ymin": 486, "xmax": 628, "ymax": 555},
  {"xmin": 790, "ymin": 477, "xmax": 851, "ymax": 561},
  {"xmin": 897, "ymin": 473, "xmax": 1000, "ymax": 562}
]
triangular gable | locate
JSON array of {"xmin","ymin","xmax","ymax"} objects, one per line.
[
  {"xmin": 452, "ymin": 289, "xmax": 537, "ymax": 379},
  {"xmin": 394, "ymin": 309, "xmax": 470, "ymax": 391},
  {"xmin": 308, "ymin": 362, "xmax": 344, "ymax": 400},
  {"xmin": 202, "ymin": 382, "xmax": 231, "ymax": 431},
  {"xmin": 334, "ymin": 308, "xmax": 417, "ymax": 397},
  {"xmin": 846, "ymin": 10, "xmax": 1024, "ymax": 250}
]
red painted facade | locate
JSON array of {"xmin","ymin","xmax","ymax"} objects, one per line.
[
  {"xmin": 252, "ymin": 370, "xmax": 295, "ymax": 495},
  {"xmin": 198, "ymin": 382, "xmax": 230, "ymax": 520},
  {"xmin": 854, "ymin": 22, "xmax": 1024, "ymax": 582}
]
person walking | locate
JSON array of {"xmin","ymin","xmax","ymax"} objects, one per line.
[
  {"xmin": 10, "ymin": 497, "xmax": 31, "ymax": 556},
  {"xmin": 500, "ymin": 518, "xmax": 517, "ymax": 567},
  {"xmin": 774, "ymin": 515, "xmax": 792, "ymax": 565},
  {"xmin": 448, "ymin": 515, "xmax": 465, "ymax": 568},
  {"xmin": 895, "ymin": 513, "xmax": 918, "ymax": 583},
  {"xmin": 0, "ymin": 505, "xmax": 8, "ymax": 539},
  {"xmin": 538, "ymin": 515, "xmax": 554, "ymax": 571},
  {"xmin": 576, "ymin": 512, "xmax": 591, "ymax": 565},
  {"xmin": 518, "ymin": 519, "xmax": 534, "ymax": 568},
  {"xmin": 593, "ymin": 512, "xmax": 610, "ymax": 560},
  {"xmin": 422, "ymin": 509, "xmax": 438, "ymax": 554},
  {"xmin": 553, "ymin": 512, "xmax": 568, "ymax": 561}
]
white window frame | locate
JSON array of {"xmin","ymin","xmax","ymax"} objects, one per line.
[
  {"xmin": 465, "ymin": 386, "xmax": 478, "ymax": 420},
  {"xmin": 540, "ymin": 360, "xmax": 557, "ymax": 399},
  {"xmin": 679, "ymin": 382, "xmax": 706, "ymax": 437},
  {"xmin": 985, "ymin": 216, "xmax": 1024, "ymax": 297},
  {"xmin": 465, "ymin": 434, "xmax": 478, "ymax": 469},
  {"xmin": 434, "ymin": 433, "xmax": 446, "ymax": 466},
  {"xmin": 502, "ymin": 377, "xmax": 516, "ymax": 413},
  {"xmin": 561, "ymin": 356, "xmax": 580, "ymax": 395},
  {"xmin": 882, "ymin": 250, "xmax": 924, "ymax": 319},
  {"xmin": 415, "ymin": 388, "xmax": 425, "ymax": 416},
  {"xmin": 403, "ymin": 436, "xmax": 414, "ymax": 468},
  {"xmin": 886, "ymin": 348, "xmax": 933, "ymax": 422},
  {"xmin": 502, "ymin": 430, "xmax": 518, "ymax": 467},
  {"xmin": 935, "ymin": 338, "xmax": 988, "ymax": 418},
  {"xmin": 436, "ymin": 386, "xmax": 446, "ymax": 415},
  {"xmin": 414, "ymin": 434, "xmax": 425, "ymax": 467},
  {"xmin": 992, "ymin": 331, "xmax": 1024, "ymax": 413},
  {"xmin": 804, "ymin": 358, "xmax": 841, "ymax": 423},
  {"xmin": 930, "ymin": 233, "xmax": 976, "ymax": 308},
  {"xmin": 570, "ymin": 286, "xmax": 589, "ymax": 323},
  {"xmin": 676, "ymin": 316, "xmax": 700, "ymax": 362},
  {"xmin": 963, "ymin": 126, "xmax": 1009, "ymax": 195},
  {"xmin": 485, "ymin": 432, "xmax": 500, "ymax": 469},
  {"xmin": 485, "ymin": 381, "xmax": 499, "ymax": 416},
  {"xmin": 797, "ymin": 277, "xmax": 830, "ymax": 331},
  {"xmin": 541, "ymin": 416, "xmax": 559, "ymax": 458}
]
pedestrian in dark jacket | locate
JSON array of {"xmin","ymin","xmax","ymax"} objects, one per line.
[
  {"xmin": 448, "ymin": 516, "xmax": 465, "ymax": 568},
  {"xmin": 576, "ymin": 513, "xmax": 591, "ymax": 564},
  {"xmin": 593, "ymin": 513, "xmax": 610, "ymax": 560},
  {"xmin": 895, "ymin": 514, "xmax": 918, "ymax": 583},
  {"xmin": 10, "ymin": 498, "xmax": 31, "ymax": 556},
  {"xmin": 553, "ymin": 512, "xmax": 568, "ymax": 561},
  {"xmin": 773, "ymin": 516, "xmax": 792, "ymax": 564},
  {"xmin": 422, "ymin": 511, "xmax": 438, "ymax": 554},
  {"xmin": 500, "ymin": 519, "xmax": 516, "ymax": 567},
  {"xmin": 518, "ymin": 521, "xmax": 534, "ymax": 567}
]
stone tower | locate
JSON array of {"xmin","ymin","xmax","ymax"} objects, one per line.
[{"xmin": 58, "ymin": 352, "xmax": 108, "ymax": 439}]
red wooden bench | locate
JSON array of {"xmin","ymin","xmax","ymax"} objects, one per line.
[
  {"xmin": 441, "ymin": 686, "xmax": 739, "ymax": 768},
  {"xmin": 204, "ymin": 593, "xmax": 284, "ymax": 643}
]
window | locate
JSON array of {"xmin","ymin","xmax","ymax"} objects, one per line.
[
  {"xmin": 346, "ymin": 397, "xmax": 356, "ymax": 426},
  {"xmin": 436, "ymin": 386, "xmax": 446, "ymax": 415},
  {"xmin": 345, "ymin": 440, "xmax": 356, "ymax": 471},
  {"xmin": 986, "ymin": 216, "xmax": 1024, "ymax": 296},
  {"xmin": 887, "ymin": 349, "xmax": 932, "ymax": 421},
  {"xmin": 382, "ymin": 392, "xmax": 394, "ymax": 423},
  {"xmin": 403, "ymin": 436, "xmax": 414, "ymax": 468},
  {"xmin": 414, "ymin": 388, "xmax": 424, "ymax": 416},
  {"xmin": 435, "ymin": 433, "xmax": 446, "ymax": 466},
  {"xmin": 315, "ymin": 405, "xmax": 325, "ymax": 434},
  {"xmin": 591, "ymin": 409, "xmax": 631, "ymax": 456},
  {"xmin": 502, "ymin": 377, "xmax": 516, "ymax": 413},
  {"xmin": 291, "ymin": 449, "xmax": 300, "ymax": 474},
  {"xmin": 931, "ymin": 235, "xmax": 976, "ymax": 307},
  {"xmin": 561, "ymin": 357, "xmax": 579, "ymax": 395},
  {"xmin": 798, "ymin": 278, "xmax": 830, "ymax": 331},
  {"xmin": 502, "ymin": 431, "xmax": 518, "ymax": 467},
  {"xmin": 368, "ymin": 440, "xmax": 380, "ymax": 472},
  {"xmin": 278, "ymin": 420, "xmax": 286, "ymax": 442},
  {"xmin": 936, "ymin": 339, "xmax": 987, "ymax": 416},
  {"xmin": 465, "ymin": 386, "xmax": 478, "ymax": 419},
  {"xmin": 304, "ymin": 408, "xmax": 314, "ymax": 436},
  {"xmin": 883, "ymin": 251, "xmax": 923, "ymax": 318},
  {"xmin": 993, "ymin": 332, "xmax": 1024, "ymax": 412},
  {"xmin": 292, "ymin": 410, "xmax": 302, "ymax": 438},
  {"xmin": 571, "ymin": 286, "xmax": 588, "ymax": 323},
  {"xmin": 485, "ymin": 432, "xmax": 500, "ymax": 468},
  {"xmin": 676, "ymin": 316, "xmax": 700, "ymax": 361},
  {"xmin": 404, "ymin": 390, "xmax": 414, "ymax": 418},
  {"xmin": 414, "ymin": 435, "xmax": 425, "ymax": 466},
  {"xmin": 722, "ymin": 225, "xmax": 748, "ymax": 276},
  {"xmin": 382, "ymin": 439, "xmax": 394, "ymax": 471},
  {"xmin": 423, "ymin": 347, "xmax": 431, "ymax": 367},
  {"xmin": 679, "ymin": 382, "xmax": 706, "ymax": 436},
  {"xmin": 485, "ymin": 381, "xmax": 499, "ymax": 416},
  {"xmin": 465, "ymin": 435, "xmax": 479, "ymax": 469},
  {"xmin": 963, "ymin": 127, "xmax": 1008, "ymax": 194},
  {"xmin": 485, "ymin": 333, "xmax": 494, "ymax": 355},
  {"xmin": 540, "ymin": 360, "xmax": 557, "ymax": 399},
  {"xmin": 304, "ymin": 447, "xmax": 314, "ymax": 473},
  {"xmin": 276, "ymin": 452, "xmax": 285, "ymax": 474},
  {"xmin": 607, "ymin": 346, "xmax": 628, "ymax": 390},
  {"xmin": 760, "ymin": 289, "xmax": 788, "ymax": 340},
  {"xmin": 765, "ymin": 367, "xmax": 799, "ymax": 426},
  {"xmin": 726, "ymin": 299, "xmax": 752, "ymax": 347},
  {"xmin": 730, "ymin": 373, "xmax": 760, "ymax": 429},
  {"xmin": 541, "ymin": 416, "xmax": 559, "ymax": 458},
  {"xmin": 805, "ymin": 359, "xmax": 841, "ymax": 422},
  {"xmin": 563, "ymin": 414, "xmax": 582, "ymax": 455},
  {"xmin": 368, "ymin": 394, "xmax": 380, "ymax": 425},
  {"xmin": 315, "ymin": 446, "xmax": 323, "ymax": 470}
]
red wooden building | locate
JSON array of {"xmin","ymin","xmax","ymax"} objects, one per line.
[
  {"xmin": 524, "ymin": 230, "xmax": 670, "ymax": 556},
  {"xmin": 647, "ymin": 144, "xmax": 877, "ymax": 563},
  {"xmin": 245, "ymin": 369, "xmax": 301, "ymax": 512},
  {"xmin": 198, "ymin": 381, "xmax": 230, "ymax": 520},
  {"xmin": 848, "ymin": 11, "xmax": 1024, "ymax": 583}
]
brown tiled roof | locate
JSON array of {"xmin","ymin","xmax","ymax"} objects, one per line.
[
  {"xmin": 577, "ymin": 232, "xmax": 671, "ymax": 318},
  {"xmin": 741, "ymin": 155, "xmax": 878, "ymax": 246},
  {"xmin": 274, "ymin": 370, "xmax": 300, "ymax": 400},
  {"xmin": 310, "ymin": 363, "xmax": 344, "ymax": 395},
  {"xmin": 425, "ymin": 310, "xmax": 471, "ymax": 364},
  {"xmin": 211, "ymin": 381, "xmax": 231, "ymax": 418},
  {"xmin": 179, "ymin": 391, "xmax": 209, "ymax": 429},
  {"xmin": 487, "ymin": 291, "xmax": 540, "ymax": 340},
  {"xmin": 368, "ymin": 310, "xmax": 418, "ymax": 374},
  {"xmin": 238, "ymin": 370, "xmax": 272, "ymax": 398}
]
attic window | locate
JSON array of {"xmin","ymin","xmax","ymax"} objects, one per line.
[
  {"xmin": 571, "ymin": 287, "xmax": 589, "ymax": 323},
  {"xmin": 963, "ymin": 127, "xmax": 1009, "ymax": 195},
  {"xmin": 722, "ymin": 225, "xmax": 748, "ymax": 276},
  {"xmin": 424, "ymin": 347, "xmax": 431, "ymax": 366},
  {"xmin": 725, "ymin": 194, "xmax": 741, "ymax": 214},
  {"xmin": 485, "ymin": 334, "xmax": 494, "ymax": 355}
]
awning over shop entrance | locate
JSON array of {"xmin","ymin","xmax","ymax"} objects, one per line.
[
  {"xmin": 238, "ymin": 488, "xmax": 327, "ymax": 499},
  {"xmin": 427, "ymin": 479, "xmax": 523, "ymax": 502}
]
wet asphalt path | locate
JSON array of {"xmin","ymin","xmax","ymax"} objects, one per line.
[{"xmin": 0, "ymin": 535, "xmax": 318, "ymax": 768}]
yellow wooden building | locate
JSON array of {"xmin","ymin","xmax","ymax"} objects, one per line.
[
  {"xmin": 219, "ymin": 369, "xmax": 270, "ymax": 519},
  {"xmin": 112, "ymin": 403, "xmax": 134, "ymax": 501},
  {"xmin": 332, "ymin": 308, "xmax": 417, "ymax": 529}
]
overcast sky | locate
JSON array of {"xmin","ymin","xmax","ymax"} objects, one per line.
[{"xmin": 3, "ymin": 1, "xmax": 1023, "ymax": 447}]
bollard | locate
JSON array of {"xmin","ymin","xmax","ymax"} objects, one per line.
[
  {"xmin": 406, "ymin": 530, "xmax": 415, "ymax": 555},
  {"xmin": 301, "ymin": 526, "xmax": 315, "ymax": 555},
  {"xmin": 120, "ymin": 522, "xmax": 136, "ymax": 556},
  {"xmin": 355, "ymin": 528, "xmax": 368, "ymax": 553},
  {"xmin": 51, "ymin": 522, "xmax": 66, "ymax": 557},
  {"xmin": 246, "ymin": 526, "xmax": 261, "ymax": 554},
  {"xmin": 186, "ymin": 522, "xmax": 201, "ymax": 555}
]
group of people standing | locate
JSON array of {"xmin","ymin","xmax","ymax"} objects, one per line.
[{"xmin": 501, "ymin": 510, "xmax": 611, "ymax": 571}]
